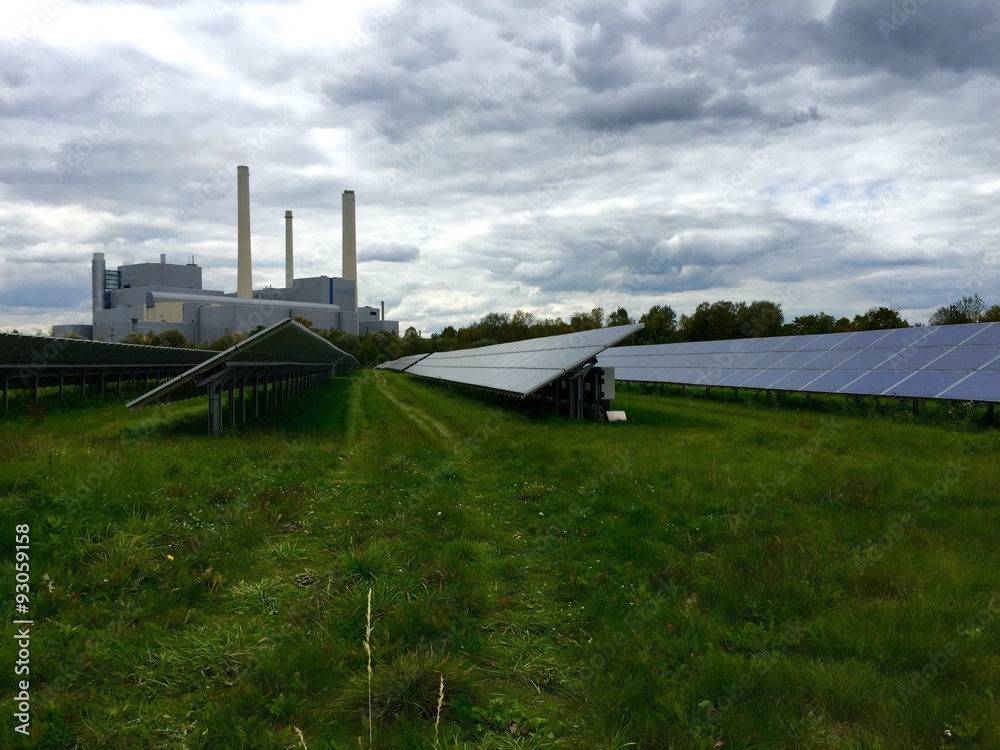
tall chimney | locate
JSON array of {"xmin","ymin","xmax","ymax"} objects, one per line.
[
  {"xmin": 237, "ymin": 165, "xmax": 252, "ymax": 299},
  {"xmin": 285, "ymin": 210, "xmax": 294, "ymax": 289},
  {"xmin": 342, "ymin": 190, "xmax": 357, "ymax": 312},
  {"xmin": 92, "ymin": 252, "xmax": 106, "ymax": 312},
  {"xmin": 381, "ymin": 300, "xmax": 385, "ymax": 321}
]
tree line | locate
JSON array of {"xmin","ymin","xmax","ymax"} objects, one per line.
[{"xmin": 113, "ymin": 294, "xmax": 1000, "ymax": 368}]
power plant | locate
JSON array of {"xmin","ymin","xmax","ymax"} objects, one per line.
[{"xmin": 54, "ymin": 167, "xmax": 398, "ymax": 344}]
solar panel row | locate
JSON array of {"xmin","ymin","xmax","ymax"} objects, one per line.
[
  {"xmin": 381, "ymin": 324, "xmax": 643, "ymax": 397},
  {"xmin": 597, "ymin": 322, "xmax": 1000, "ymax": 402}
]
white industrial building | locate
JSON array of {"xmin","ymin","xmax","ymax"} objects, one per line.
[{"xmin": 54, "ymin": 167, "xmax": 399, "ymax": 344}]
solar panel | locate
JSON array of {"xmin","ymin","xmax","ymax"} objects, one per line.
[
  {"xmin": 128, "ymin": 319, "xmax": 357, "ymax": 410},
  {"xmin": 375, "ymin": 353, "xmax": 430, "ymax": 372},
  {"xmin": 597, "ymin": 322, "xmax": 1000, "ymax": 403},
  {"xmin": 384, "ymin": 324, "xmax": 643, "ymax": 398}
]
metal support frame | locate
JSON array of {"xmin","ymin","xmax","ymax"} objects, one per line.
[
  {"xmin": 988, "ymin": 403, "xmax": 995, "ymax": 426},
  {"xmin": 3, "ymin": 375, "xmax": 7, "ymax": 411},
  {"xmin": 913, "ymin": 398, "xmax": 919, "ymax": 417},
  {"xmin": 207, "ymin": 382, "xmax": 222, "ymax": 437},
  {"xmin": 59, "ymin": 374, "xmax": 65, "ymax": 400},
  {"xmin": 228, "ymin": 379, "xmax": 236, "ymax": 430}
]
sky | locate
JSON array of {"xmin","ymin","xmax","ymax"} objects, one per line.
[{"xmin": 1, "ymin": 0, "xmax": 999, "ymax": 335}]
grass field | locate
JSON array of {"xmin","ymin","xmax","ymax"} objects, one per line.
[{"xmin": 2, "ymin": 371, "xmax": 999, "ymax": 748}]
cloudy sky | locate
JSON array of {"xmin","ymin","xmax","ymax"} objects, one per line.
[{"xmin": 2, "ymin": 0, "xmax": 998, "ymax": 335}]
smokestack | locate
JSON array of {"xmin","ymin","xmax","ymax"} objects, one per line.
[
  {"xmin": 92, "ymin": 252, "xmax": 106, "ymax": 312},
  {"xmin": 237, "ymin": 165, "xmax": 252, "ymax": 299},
  {"xmin": 342, "ymin": 190, "xmax": 357, "ymax": 312},
  {"xmin": 160, "ymin": 253, "xmax": 166, "ymax": 264},
  {"xmin": 381, "ymin": 300, "xmax": 385, "ymax": 321},
  {"xmin": 285, "ymin": 210, "xmax": 294, "ymax": 289}
]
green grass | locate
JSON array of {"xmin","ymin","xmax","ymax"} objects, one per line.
[{"xmin": 2, "ymin": 371, "xmax": 1000, "ymax": 748}]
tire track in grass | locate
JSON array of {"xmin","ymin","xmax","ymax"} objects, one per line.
[{"xmin": 372, "ymin": 370, "xmax": 454, "ymax": 443}]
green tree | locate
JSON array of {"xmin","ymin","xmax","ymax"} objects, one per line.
[
  {"xmin": 852, "ymin": 307, "xmax": 908, "ymax": 331},
  {"xmin": 606, "ymin": 307, "xmax": 633, "ymax": 327},
  {"xmin": 929, "ymin": 294, "xmax": 988, "ymax": 326},
  {"xmin": 786, "ymin": 313, "xmax": 838, "ymax": 336},
  {"xmin": 738, "ymin": 300, "xmax": 784, "ymax": 338},
  {"xmin": 153, "ymin": 329, "xmax": 190, "ymax": 348},
  {"xmin": 569, "ymin": 307, "xmax": 604, "ymax": 331},
  {"xmin": 637, "ymin": 305, "xmax": 677, "ymax": 344},
  {"xmin": 983, "ymin": 305, "xmax": 1000, "ymax": 323},
  {"xmin": 680, "ymin": 301, "xmax": 742, "ymax": 341}
]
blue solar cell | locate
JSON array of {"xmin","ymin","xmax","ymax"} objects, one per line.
[
  {"xmin": 767, "ymin": 370, "xmax": 825, "ymax": 391},
  {"xmin": 802, "ymin": 370, "xmax": 866, "ymax": 393},
  {"xmin": 836, "ymin": 348, "xmax": 900, "ymax": 369},
  {"xmin": 797, "ymin": 333, "xmax": 844, "ymax": 351},
  {"xmin": 876, "ymin": 346, "xmax": 952, "ymax": 372},
  {"xmin": 925, "ymin": 346, "xmax": 1000, "ymax": 371},
  {"xmin": 911, "ymin": 324, "xmax": 984, "ymax": 347},
  {"xmin": 886, "ymin": 371, "xmax": 967, "ymax": 398},
  {"xmin": 937, "ymin": 372, "xmax": 998, "ymax": 401},
  {"xmin": 962, "ymin": 323, "xmax": 1000, "ymax": 345},
  {"xmin": 838, "ymin": 370, "xmax": 910, "ymax": 395},
  {"xmin": 803, "ymin": 350, "xmax": 857, "ymax": 369},
  {"xmin": 739, "ymin": 370, "xmax": 791, "ymax": 389},
  {"xmin": 981, "ymin": 354, "xmax": 1000, "ymax": 371}
]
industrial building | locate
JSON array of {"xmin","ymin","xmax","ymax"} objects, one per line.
[{"xmin": 54, "ymin": 167, "xmax": 399, "ymax": 344}]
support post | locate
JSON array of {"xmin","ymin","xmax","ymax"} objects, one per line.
[
  {"xmin": 59, "ymin": 374, "xmax": 65, "ymax": 400},
  {"xmin": 33, "ymin": 376, "xmax": 39, "ymax": 405},
  {"xmin": 100, "ymin": 373, "xmax": 105, "ymax": 397},
  {"xmin": 254, "ymin": 377, "xmax": 259, "ymax": 418},
  {"xmin": 208, "ymin": 383, "xmax": 221, "ymax": 437},
  {"xmin": 118, "ymin": 372, "xmax": 122, "ymax": 395},
  {"xmin": 2, "ymin": 375, "xmax": 7, "ymax": 411},
  {"xmin": 988, "ymin": 403, "xmax": 995, "ymax": 426},
  {"xmin": 913, "ymin": 398, "xmax": 919, "ymax": 417},
  {"xmin": 228, "ymin": 379, "xmax": 236, "ymax": 430},
  {"xmin": 241, "ymin": 377, "xmax": 246, "ymax": 423}
]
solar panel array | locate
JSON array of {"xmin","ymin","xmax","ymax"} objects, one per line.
[
  {"xmin": 0, "ymin": 332, "xmax": 214, "ymax": 370},
  {"xmin": 375, "ymin": 353, "xmax": 430, "ymax": 372},
  {"xmin": 128, "ymin": 319, "xmax": 357, "ymax": 409},
  {"xmin": 381, "ymin": 324, "xmax": 643, "ymax": 397},
  {"xmin": 597, "ymin": 323, "xmax": 1000, "ymax": 402}
]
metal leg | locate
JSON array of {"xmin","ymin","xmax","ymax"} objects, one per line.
[
  {"xmin": 208, "ymin": 383, "xmax": 221, "ymax": 436},
  {"xmin": 228, "ymin": 380, "xmax": 236, "ymax": 429},
  {"xmin": 59, "ymin": 374, "xmax": 65, "ymax": 400}
]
